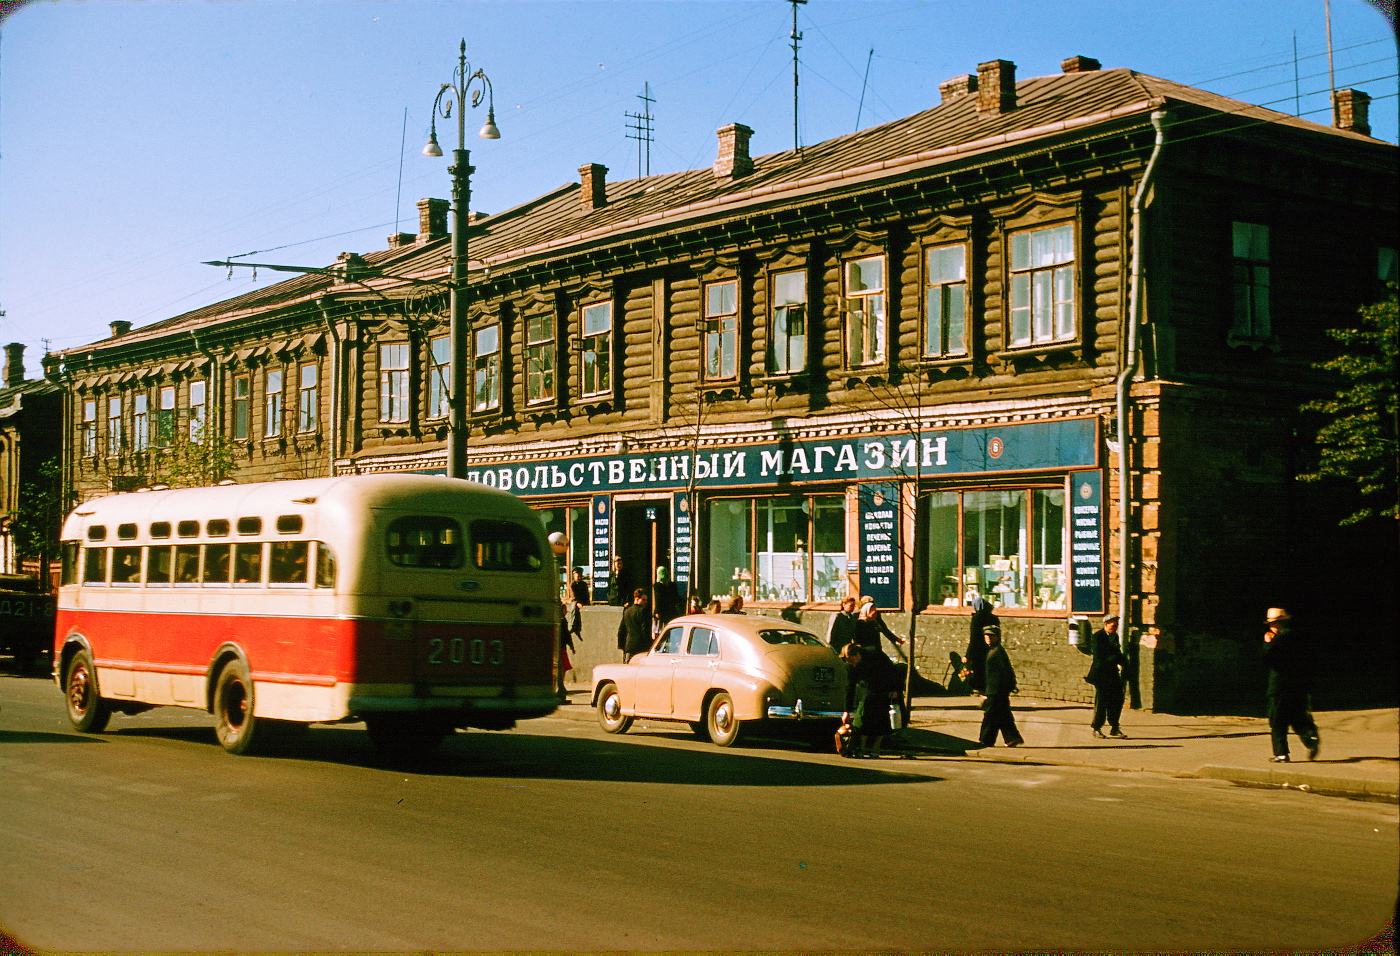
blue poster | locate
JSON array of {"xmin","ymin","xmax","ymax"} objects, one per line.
[
  {"xmin": 672, "ymin": 493, "xmax": 692, "ymax": 610},
  {"xmin": 858, "ymin": 482, "xmax": 901, "ymax": 608},
  {"xmin": 1069, "ymin": 471, "xmax": 1105, "ymax": 615},
  {"xmin": 590, "ymin": 495, "xmax": 611, "ymax": 605}
]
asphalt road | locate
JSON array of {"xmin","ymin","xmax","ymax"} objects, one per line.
[{"xmin": 1, "ymin": 672, "xmax": 1395, "ymax": 953}]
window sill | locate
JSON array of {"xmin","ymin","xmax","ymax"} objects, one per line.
[
  {"xmin": 572, "ymin": 396, "xmax": 614, "ymax": 415},
  {"xmin": 995, "ymin": 340, "xmax": 1078, "ymax": 362},
  {"xmin": 842, "ymin": 368, "xmax": 888, "ymax": 388},
  {"xmin": 697, "ymin": 382, "xmax": 743, "ymax": 402}
]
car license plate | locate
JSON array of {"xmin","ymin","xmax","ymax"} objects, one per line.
[{"xmin": 811, "ymin": 665, "xmax": 835, "ymax": 684}]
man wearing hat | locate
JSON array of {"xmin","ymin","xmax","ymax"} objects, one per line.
[
  {"xmin": 978, "ymin": 625, "xmax": 1024, "ymax": 748},
  {"xmin": 1086, "ymin": 615, "xmax": 1128, "ymax": 739},
  {"xmin": 1263, "ymin": 607, "xmax": 1320, "ymax": 763}
]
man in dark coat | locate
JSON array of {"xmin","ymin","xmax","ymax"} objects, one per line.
[
  {"xmin": 840, "ymin": 642, "xmax": 901, "ymax": 758},
  {"xmin": 1086, "ymin": 615, "xmax": 1128, "ymax": 739},
  {"xmin": 961, "ymin": 597, "xmax": 998, "ymax": 694},
  {"xmin": 617, "ymin": 589, "xmax": 652, "ymax": 662},
  {"xmin": 826, "ymin": 596, "xmax": 859, "ymax": 654},
  {"xmin": 606, "ymin": 557, "xmax": 634, "ymax": 606},
  {"xmin": 1263, "ymin": 607, "xmax": 1320, "ymax": 762},
  {"xmin": 978, "ymin": 625, "xmax": 1023, "ymax": 748},
  {"xmin": 651, "ymin": 566, "xmax": 682, "ymax": 627}
]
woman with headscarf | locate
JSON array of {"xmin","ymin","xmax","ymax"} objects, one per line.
[{"xmin": 961, "ymin": 597, "xmax": 999, "ymax": 694}]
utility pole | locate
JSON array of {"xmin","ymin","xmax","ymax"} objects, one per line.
[{"xmin": 789, "ymin": 0, "xmax": 806, "ymax": 154}]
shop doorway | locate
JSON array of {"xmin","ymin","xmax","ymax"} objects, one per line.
[{"xmin": 614, "ymin": 499, "xmax": 671, "ymax": 602}]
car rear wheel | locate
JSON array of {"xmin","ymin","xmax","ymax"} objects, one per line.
[
  {"xmin": 706, "ymin": 691, "xmax": 742, "ymax": 747},
  {"xmin": 64, "ymin": 648, "xmax": 111, "ymax": 733},
  {"xmin": 596, "ymin": 682, "xmax": 632, "ymax": 734}
]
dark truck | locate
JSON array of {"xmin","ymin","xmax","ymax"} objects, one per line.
[{"xmin": 0, "ymin": 573, "xmax": 55, "ymax": 674}]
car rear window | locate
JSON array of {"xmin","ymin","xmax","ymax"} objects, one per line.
[
  {"xmin": 386, "ymin": 516, "xmax": 464, "ymax": 569},
  {"xmin": 470, "ymin": 519, "xmax": 543, "ymax": 572},
  {"xmin": 757, "ymin": 628, "xmax": 823, "ymax": 646}
]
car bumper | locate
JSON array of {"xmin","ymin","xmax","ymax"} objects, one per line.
[{"xmin": 766, "ymin": 698, "xmax": 844, "ymax": 720}]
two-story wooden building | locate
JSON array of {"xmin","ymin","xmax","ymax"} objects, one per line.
[{"xmin": 54, "ymin": 56, "xmax": 1397, "ymax": 712}]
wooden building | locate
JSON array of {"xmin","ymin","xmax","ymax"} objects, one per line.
[{"xmin": 54, "ymin": 57, "xmax": 1397, "ymax": 711}]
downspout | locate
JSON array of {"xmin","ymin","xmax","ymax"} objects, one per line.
[
  {"xmin": 316, "ymin": 297, "xmax": 344, "ymax": 473},
  {"xmin": 1116, "ymin": 109, "xmax": 1168, "ymax": 634}
]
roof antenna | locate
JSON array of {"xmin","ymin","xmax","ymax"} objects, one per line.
[
  {"xmin": 625, "ymin": 82, "xmax": 655, "ymax": 178},
  {"xmin": 789, "ymin": 0, "xmax": 807, "ymax": 154},
  {"xmin": 1324, "ymin": 0, "xmax": 1337, "ymax": 124},
  {"xmin": 854, "ymin": 47, "xmax": 874, "ymax": 131}
]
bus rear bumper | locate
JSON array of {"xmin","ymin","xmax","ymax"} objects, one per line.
[{"xmin": 348, "ymin": 694, "xmax": 560, "ymax": 727}]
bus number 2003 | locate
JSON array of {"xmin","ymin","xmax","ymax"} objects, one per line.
[{"xmin": 427, "ymin": 637, "xmax": 505, "ymax": 666}]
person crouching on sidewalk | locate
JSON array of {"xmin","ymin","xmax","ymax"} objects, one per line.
[{"xmin": 979, "ymin": 625, "xmax": 1023, "ymax": 748}]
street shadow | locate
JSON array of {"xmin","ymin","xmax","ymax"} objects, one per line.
[
  {"xmin": 1130, "ymin": 731, "xmax": 1270, "ymax": 741},
  {"xmin": 0, "ymin": 728, "xmax": 105, "ymax": 745},
  {"xmin": 1313, "ymin": 755, "xmax": 1400, "ymax": 764}
]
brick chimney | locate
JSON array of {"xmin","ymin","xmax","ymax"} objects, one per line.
[
  {"xmin": 417, "ymin": 197, "xmax": 449, "ymax": 242},
  {"xmin": 109, "ymin": 320, "xmax": 132, "ymax": 338},
  {"xmin": 713, "ymin": 123, "xmax": 754, "ymax": 181},
  {"xmin": 579, "ymin": 163, "xmax": 608, "ymax": 211},
  {"xmin": 939, "ymin": 74, "xmax": 978, "ymax": 104},
  {"xmin": 387, "ymin": 232, "xmax": 416, "ymax": 248},
  {"xmin": 1333, "ymin": 88, "xmax": 1371, "ymax": 136},
  {"xmin": 976, "ymin": 59, "xmax": 1017, "ymax": 115},
  {"xmin": 1061, "ymin": 56, "xmax": 1101, "ymax": 74},
  {"xmin": 3, "ymin": 343, "xmax": 24, "ymax": 388}
]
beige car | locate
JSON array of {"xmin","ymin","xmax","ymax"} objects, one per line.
[{"xmin": 592, "ymin": 613, "xmax": 848, "ymax": 747}]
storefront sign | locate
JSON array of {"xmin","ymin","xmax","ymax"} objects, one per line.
[
  {"xmin": 672, "ymin": 493, "xmax": 692, "ymax": 609},
  {"xmin": 858, "ymin": 482, "xmax": 901, "ymax": 608},
  {"xmin": 590, "ymin": 495, "xmax": 611, "ymax": 605},
  {"xmin": 467, "ymin": 418, "xmax": 1097, "ymax": 498},
  {"xmin": 1069, "ymin": 471, "xmax": 1105, "ymax": 615}
]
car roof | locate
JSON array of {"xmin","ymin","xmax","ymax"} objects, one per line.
[{"xmin": 661, "ymin": 614, "xmax": 822, "ymax": 639}]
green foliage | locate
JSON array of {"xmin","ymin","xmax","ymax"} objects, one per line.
[
  {"xmin": 145, "ymin": 432, "xmax": 241, "ymax": 488},
  {"xmin": 5, "ymin": 456, "xmax": 65, "ymax": 561},
  {"xmin": 1300, "ymin": 288, "xmax": 1399, "ymax": 524}
]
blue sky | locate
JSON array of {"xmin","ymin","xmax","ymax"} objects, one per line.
[{"xmin": 0, "ymin": 0, "xmax": 1394, "ymax": 363}]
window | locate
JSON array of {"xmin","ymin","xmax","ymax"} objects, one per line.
[
  {"xmin": 924, "ymin": 244, "xmax": 968, "ymax": 357},
  {"xmin": 147, "ymin": 547, "xmax": 173, "ymax": 584},
  {"xmin": 1230, "ymin": 222, "xmax": 1270, "ymax": 342},
  {"xmin": 470, "ymin": 519, "xmax": 544, "ymax": 572},
  {"xmin": 769, "ymin": 270, "xmax": 807, "ymax": 374},
  {"xmin": 473, "ymin": 324, "xmax": 501, "ymax": 412},
  {"xmin": 655, "ymin": 626, "xmax": 685, "ymax": 655},
  {"xmin": 535, "ymin": 504, "xmax": 592, "ymax": 589},
  {"xmin": 203, "ymin": 545, "xmax": 230, "ymax": 584},
  {"xmin": 524, "ymin": 313, "xmax": 556, "ymax": 405},
  {"xmin": 1378, "ymin": 247, "xmax": 1396, "ymax": 288},
  {"xmin": 233, "ymin": 543, "xmax": 263, "ymax": 584},
  {"xmin": 316, "ymin": 543, "xmax": 337, "ymax": 588},
  {"xmin": 81, "ymin": 400, "xmax": 97, "ymax": 458},
  {"xmin": 378, "ymin": 344, "xmax": 409, "ymax": 423},
  {"xmin": 686, "ymin": 626, "xmax": 719, "ymax": 656},
  {"xmin": 188, "ymin": 380, "xmax": 206, "ymax": 441},
  {"xmin": 269, "ymin": 541, "xmax": 309, "ymax": 584},
  {"xmin": 232, "ymin": 375, "xmax": 250, "ymax": 440},
  {"xmin": 106, "ymin": 397, "xmax": 124, "ymax": 455},
  {"xmin": 428, "ymin": 335, "xmax": 451, "ymax": 419},
  {"xmin": 386, "ymin": 515, "xmax": 463, "ymax": 569},
  {"xmin": 580, "ymin": 301, "xmax": 612, "ymax": 397},
  {"xmin": 297, "ymin": 363, "xmax": 317, "ymax": 433},
  {"xmin": 264, "ymin": 369, "xmax": 283, "ymax": 437},
  {"xmin": 844, "ymin": 256, "xmax": 886, "ymax": 366},
  {"xmin": 83, "ymin": 547, "xmax": 108, "ymax": 584},
  {"xmin": 704, "ymin": 280, "xmax": 739, "ymax": 381},
  {"xmin": 923, "ymin": 487, "xmax": 1065, "ymax": 610},
  {"xmin": 704, "ymin": 494, "xmax": 845, "ymax": 605},
  {"xmin": 133, "ymin": 393, "xmax": 149, "ymax": 451},
  {"xmin": 175, "ymin": 545, "xmax": 201, "ymax": 584},
  {"xmin": 156, "ymin": 386, "xmax": 176, "ymax": 446},
  {"xmin": 111, "ymin": 547, "xmax": 142, "ymax": 584},
  {"xmin": 1009, "ymin": 223, "xmax": 1075, "ymax": 347}
]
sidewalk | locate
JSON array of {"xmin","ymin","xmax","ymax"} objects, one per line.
[{"xmin": 557, "ymin": 683, "xmax": 1398, "ymax": 802}]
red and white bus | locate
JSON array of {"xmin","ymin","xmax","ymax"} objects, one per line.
[{"xmin": 54, "ymin": 474, "xmax": 560, "ymax": 755}]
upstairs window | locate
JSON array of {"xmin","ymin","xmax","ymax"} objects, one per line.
[
  {"xmin": 428, "ymin": 335, "xmax": 450, "ymax": 419},
  {"xmin": 188, "ymin": 380, "xmax": 206, "ymax": 441},
  {"xmin": 769, "ymin": 269, "xmax": 807, "ymax": 375},
  {"xmin": 844, "ymin": 256, "xmax": 886, "ymax": 366},
  {"xmin": 524, "ymin": 313, "xmax": 556, "ymax": 405},
  {"xmin": 264, "ymin": 369, "xmax": 284, "ymax": 437},
  {"xmin": 231, "ymin": 376, "xmax": 250, "ymax": 441},
  {"xmin": 473, "ymin": 324, "xmax": 501, "ymax": 412},
  {"xmin": 297, "ymin": 363, "xmax": 318, "ymax": 433},
  {"xmin": 378, "ymin": 344, "xmax": 408, "ymax": 423},
  {"xmin": 924, "ymin": 244, "xmax": 968, "ymax": 358},
  {"xmin": 133, "ymin": 393, "xmax": 149, "ymax": 452},
  {"xmin": 580, "ymin": 301, "xmax": 612, "ymax": 397},
  {"xmin": 704, "ymin": 280, "xmax": 739, "ymax": 381},
  {"xmin": 1230, "ymin": 222, "xmax": 1271, "ymax": 343},
  {"xmin": 107, "ymin": 397, "xmax": 124, "ymax": 455},
  {"xmin": 1009, "ymin": 223, "xmax": 1075, "ymax": 347},
  {"xmin": 82, "ymin": 400, "xmax": 98, "ymax": 458},
  {"xmin": 156, "ymin": 386, "xmax": 176, "ymax": 447}
]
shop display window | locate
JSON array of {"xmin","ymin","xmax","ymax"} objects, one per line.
[
  {"xmin": 923, "ymin": 486, "xmax": 1066, "ymax": 610},
  {"xmin": 704, "ymin": 494, "xmax": 845, "ymax": 605}
]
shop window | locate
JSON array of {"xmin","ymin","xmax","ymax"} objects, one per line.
[
  {"xmin": 133, "ymin": 392, "xmax": 149, "ymax": 451},
  {"xmin": 769, "ymin": 269, "xmax": 807, "ymax": 374},
  {"xmin": 106, "ymin": 397, "xmax": 124, "ymax": 455},
  {"xmin": 581, "ymin": 301, "xmax": 612, "ymax": 397},
  {"xmin": 535, "ymin": 504, "xmax": 592, "ymax": 591},
  {"xmin": 297, "ymin": 363, "xmax": 318, "ymax": 433},
  {"xmin": 844, "ymin": 256, "xmax": 886, "ymax": 366},
  {"xmin": 428, "ymin": 335, "xmax": 450, "ymax": 419},
  {"xmin": 378, "ymin": 344, "xmax": 408, "ymax": 423},
  {"xmin": 264, "ymin": 369, "xmax": 284, "ymax": 437},
  {"xmin": 924, "ymin": 487, "xmax": 1065, "ymax": 610},
  {"xmin": 231, "ymin": 376, "xmax": 250, "ymax": 441},
  {"xmin": 473, "ymin": 324, "xmax": 501, "ymax": 412},
  {"xmin": 1008, "ymin": 223, "xmax": 1075, "ymax": 347},
  {"xmin": 924, "ymin": 244, "xmax": 968, "ymax": 358},
  {"xmin": 81, "ymin": 400, "xmax": 98, "ymax": 458},
  {"xmin": 1229, "ymin": 222, "xmax": 1270, "ymax": 344},
  {"xmin": 704, "ymin": 494, "xmax": 845, "ymax": 604},
  {"xmin": 156, "ymin": 386, "xmax": 176, "ymax": 447},
  {"xmin": 188, "ymin": 380, "xmax": 206, "ymax": 441},
  {"xmin": 524, "ymin": 312, "xmax": 556, "ymax": 405},
  {"xmin": 704, "ymin": 280, "xmax": 739, "ymax": 381}
]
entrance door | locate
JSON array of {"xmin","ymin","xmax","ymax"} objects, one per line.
[{"xmin": 613, "ymin": 500, "xmax": 670, "ymax": 604}]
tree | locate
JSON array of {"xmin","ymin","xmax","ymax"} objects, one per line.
[
  {"xmin": 5, "ymin": 455, "xmax": 65, "ymax": 563},
  {"xmin": 1300, "ymin": 288, "xmax": 1399, "ymax": 525},
  {"xmin": 145, "ymin": 432, "xmax": 242, "ymax": 489}
]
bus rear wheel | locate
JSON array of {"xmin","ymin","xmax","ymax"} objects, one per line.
[
  {"xmin": 364, "ymin": 713, "xmax": 450, "ymax": 758},
  {"xmin": 213, "ymin": 658, "xmax": 260, "ymax": 755},
  {"xmin": 65, "ymin": 648, "xmax": 111, "ymax": 733}
]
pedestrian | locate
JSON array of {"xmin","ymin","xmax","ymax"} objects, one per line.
[
  {"xmin": 961, "ymin": 597, "xmax": 998, "ymax": 694},
  {"xmin": 839, "ymin": 642, "xmax": 901, "ymax": 758},
  {"xmin": 652, "ymin": 565, "xmax": 681, "ymax": 627},
  {"xmin": 686, "ymin": 594, "xmax": 704, "ymax": 615},
  {"xmin": 855, "ymin": 597, "xmax": 906, "ymax": 659},
  {"xmin": 978, "ymin": 625, "xmax": 1023, "ymax": 748},
  {"xmin": 569, "ymin": 567, "xmax": 591, "ymax": 606},
  {"xmin": 826, "ymin": 596, "xmax": 859, "ymax": 654},
  {"xmin": 606, "ymin": 556, "xmax": 634, "ymax": 606},
  {"xmin": 617, "ymin": 588, "xmax": 652, "ymax": 662},
  {"xmin": 725, "ymin": 593, "xmax": 745, "ymax": 614},
  {"xmin": 704, "ymin": 598, "xmax": 723, "ymax": 614},
  {"xmin": 557, "ymin": 594, "xmax": 577, "ymax": 703},
  {"xmin": 1263, "ymin": 607, "xmax": 1320, "ymax": 763},
  {"xmin": 1086, "ymin": 615, "xmax": 1128, "ymax": 738}
]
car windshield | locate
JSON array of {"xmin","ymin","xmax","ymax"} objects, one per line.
[{"xmin": 756, "ymin": 628, "xmax": 823, "ymax": 646}]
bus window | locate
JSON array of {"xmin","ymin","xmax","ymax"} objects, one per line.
[
  {"xmin": 148, "ymin": 546, "xmax": 173, "ymax": 584},
  {"xmin": 61, "ymin": 541, "xmax": 79, "ymax": 586},
  {"xmin": 386, "ymin": 516, "xmax": 463, "ymax": 569},
  {"xmin": 83, "ymin": 548, "xmax": 108, "ymax": 584},
  {"xmin": 88, "ymin": 526, "xmax": 107, "ymax": 541},
  {"xmin": 117, "ymin": 523, "xmax": 138, "ymax": 540},
  {"xmin": 207, "ymin": 519, "xmax": 230, "ymax": 537},
  {"xmin": 175, "ymin": 546, "xmax": 201, "ymax": 584},
  {"xmin": 237, "ymin": 517, "xmax": 262, "ymax": 536},
  {"xmin": 276, "ymin": 515, "xmax": 304, "ymax": 534},
  {"xmin": 270, "ymin": 541, "xmax": 309, "ymax": 584},
  {"xmin": 204, "ymin": 544, "xmax": 230, "ymax": 584},
  {"xmin": 177, "ymin": 521, "xmax": 199, "ymax": 538},
  {"xmin": 234, "ymin": 543, "xmax": 263, "ymax": 584},
  {"xmin": 315, "ymin": 543, "xmax": 336, "ymax": 588},
  {"xmin": 471, "ymin": 519, "xmax": 544, "ymax": 572},
  {"xmin": 150, "ymin": 522, "xmax": 172, "ymax": 539},
  {"xmin": 112, "ymin": 548, "xmax": 142, "ymax": 584}
]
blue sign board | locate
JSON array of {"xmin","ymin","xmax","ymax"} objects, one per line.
[
  {"xmin": 1069, "ymin": 471, "xmax": 1105, "ymax": 615},
  {"xmin": 672, "ymin": 493, "xmax": 692, "ymax": 611},
  {"xmin": 858, "ymin": 482, "xmax": 901, "ymax": 608},
  {"xmin": 590, "ymin": 495, "xmax": 611, "ymax": 605}
]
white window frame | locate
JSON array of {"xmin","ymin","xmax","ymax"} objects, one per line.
[
  {"xmin": 473, "ymin": 324, "xmax": 501, "ymax": 412},
  {"xmin": 924, "ymin": 243, "xmax": 969, "ymax": 358},
  {"xmin": 580, "ymin": 301, "xmax": 612, "ymax": 398},
  {"xmin": 133, "ymin": 392, "xmax": 149, "ymax": 452},
  {"xmin": 378, "ymin": 343, "xmax": 409, "ymax": 424},
  {"xmin": 264, "ymin": 369, "xmax": 284, "ymax": 437},
  {"xmin": 428, "ymin": 335, "xmax": 450, "ymax": 419},
  {"xmin": 844, "ymin": 255, "xmax": 886, "ymax": 367},
  {"xmin": 188, "ymin": 380, "xmax": 206, "ymax": 441},
  {"xmin": 107, "ymin": 396, "xmax": 124, "ymax": 455},
  {"xmin": 82, "ymin": 399, "xmax": 98, "ymax": 458},
  {"xmin": 297, "ymin": 363, "xmax": 318, "ymax": 433},
  {"xmin": 524, "ymin": 312, "xmax": 556, "ymax": 405},
  {"xmin": 1008, "ymin": 222, "xmax": 1076, "ymax": 348},
  {"xmin": 769, "ymin": 269, "xmax": 807, "ymax": 375}
]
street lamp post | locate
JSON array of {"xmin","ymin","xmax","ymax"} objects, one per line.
[{"xmin": 423, "ymin": 39, "xmax": 500, "ymax": 479}]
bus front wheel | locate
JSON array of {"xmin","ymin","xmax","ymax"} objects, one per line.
[
  {"xmin": 213, "ymin": 659, "xmax": 259, "ymax": 755},
  {"xmin": 65, "ymin": 648, "xmax": 111, "ymax": 734}
]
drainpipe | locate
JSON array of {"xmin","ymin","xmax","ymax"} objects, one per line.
[
  {"xmin": 1116, "ymin": 109, "xmax": 1168, "ymax": 637},
  {"xmin": 316, "ymin": 297, "xmax": 344, "ymax": 471}
]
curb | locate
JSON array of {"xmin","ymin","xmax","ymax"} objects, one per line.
[{"xmin": 1194, "ymin": 764, "xmax": 1399, "ymax": 802}]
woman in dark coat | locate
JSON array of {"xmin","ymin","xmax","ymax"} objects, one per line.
[
  {"xmin": 840, "ymin": 643, "xmax": 901, "ymax": 758},
  {"xmin": 962, "ymin": 597, "xmax": 998, "ymax": 694}
]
